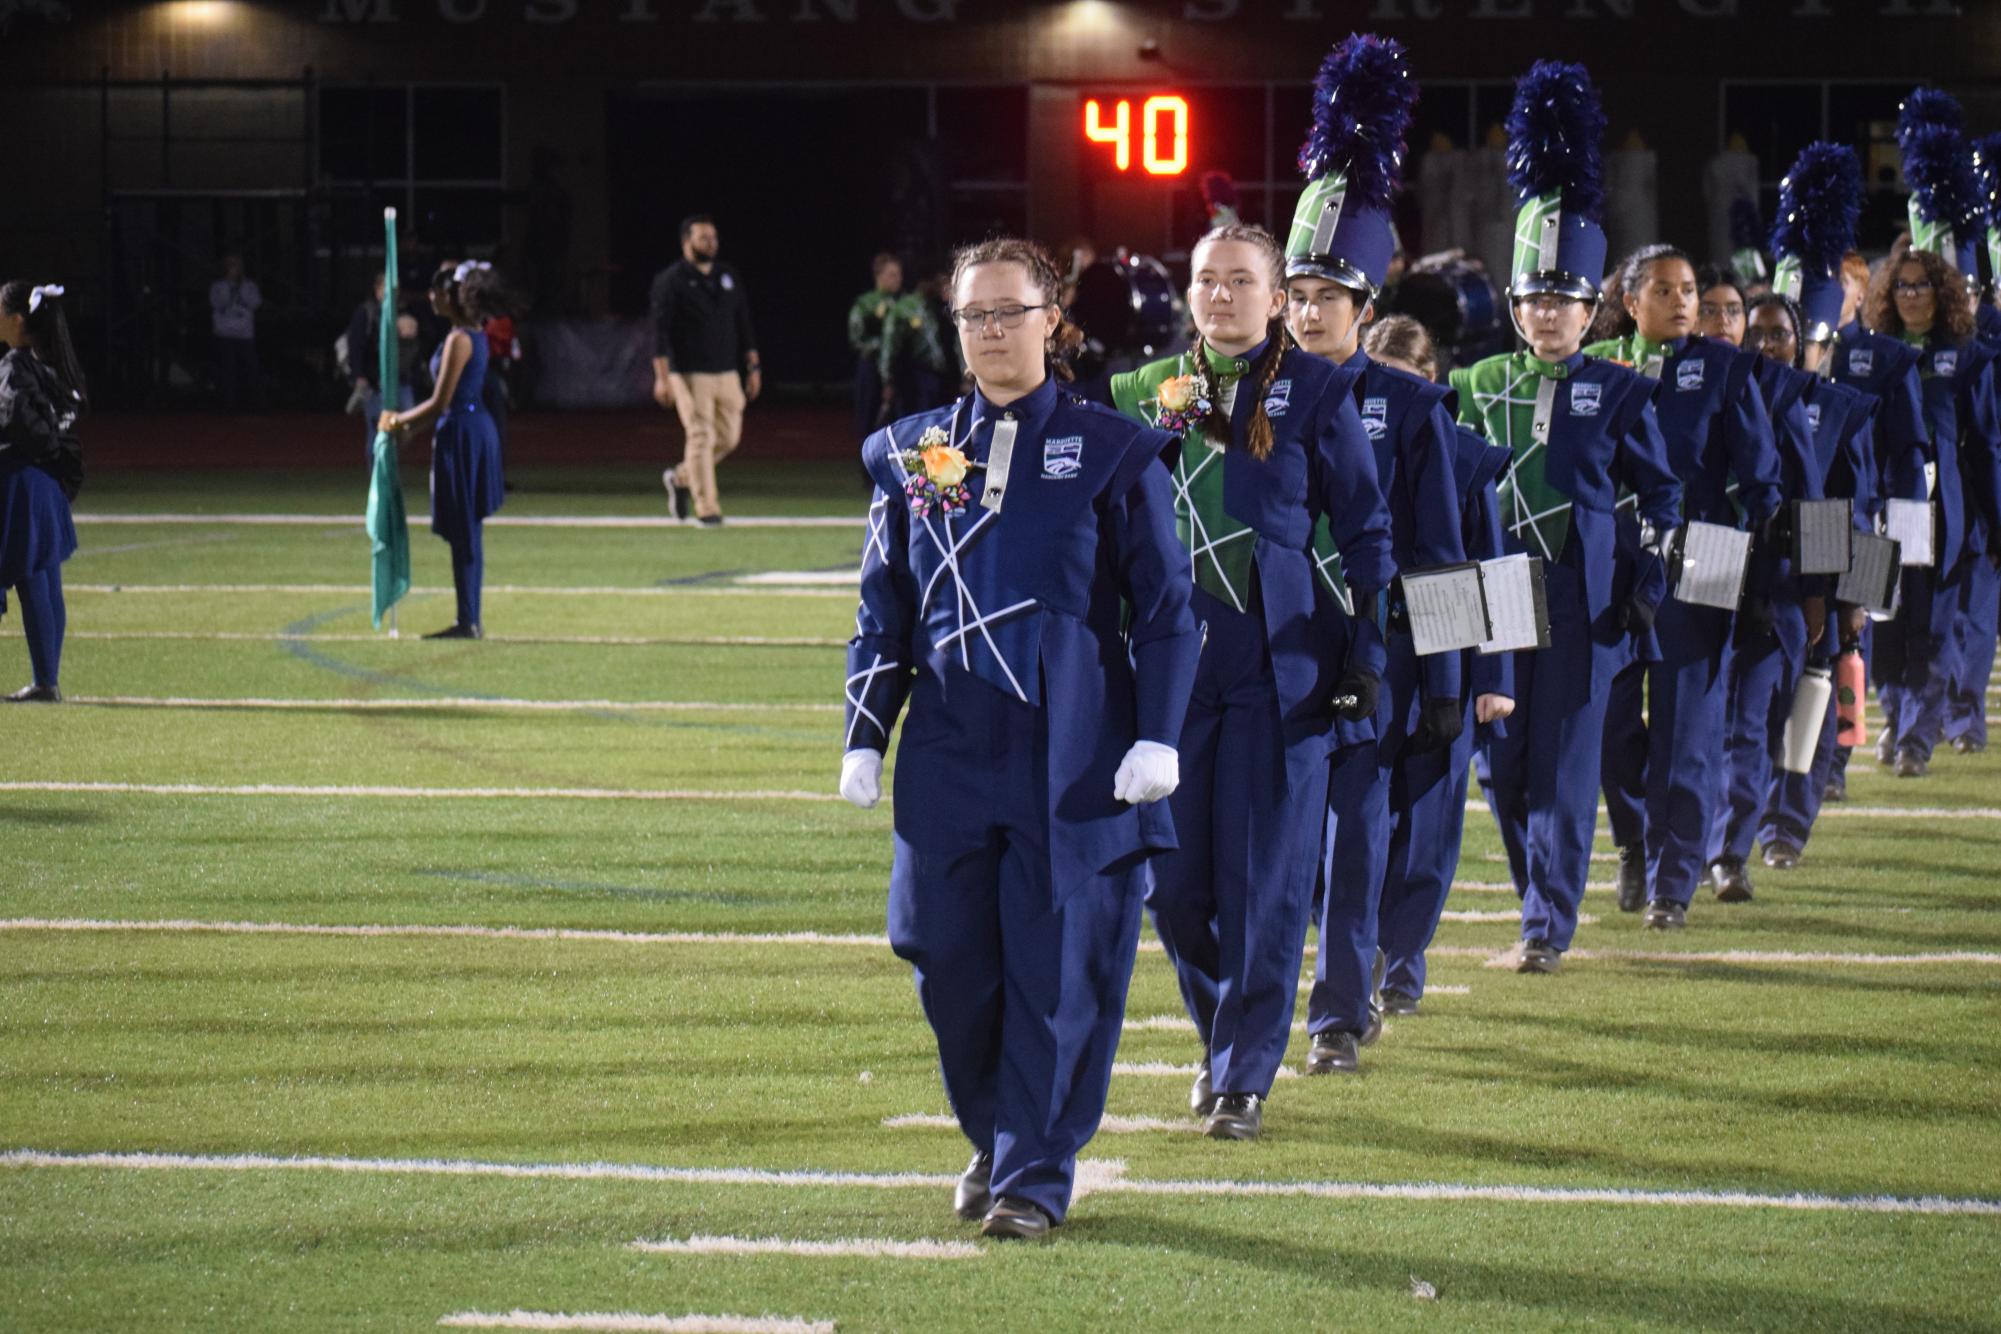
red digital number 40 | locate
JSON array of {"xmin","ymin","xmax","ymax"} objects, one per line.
[{"xmin": 1083, "ymin": 96, "xmax": 1189, "ymax": 177}]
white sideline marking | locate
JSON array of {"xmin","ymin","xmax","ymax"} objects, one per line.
[
  {"xmin": 7, "ymin": 1148, "xmax": 1994, "ymax": 1218},
  {"xmin": 439, "ymin": 1313, "xmax": 834, "ymax": 1333},
  {"xmin": 75, "ymin": 512, "xmax": 862, "ymax": 530},
  {"xmin": 1440, "ymin": 909, "xmax": 1598, "ymax": 925},
  {"xmin": 630, "ymin": 1234, "xmax": 978, "ymax": 1260},
  {"xmin": 882, "ymin": 1113, "xmax": 1194, "ymax": 1136},
  {"xmin": 1113, "ymin": 1062, "xmax": 1300, "ymax": 1080},
  {"xmin": 0, "ymin": 783, "xmax": 842, "ymax": 803},
  {"xmin": 737, "ymin": 571, "xmax": 858, "ymax": 587},
  {"xmin": 0, "ymin": 919, "xmax": 889, "ymax": 948},
  {"xmin": 66, "ymin": 583, "xmax": 853, "ymax": 600},
  {"xmin": 1461, "ymin": 801, "xmax": 2001, "ymax": 821},
  {"xmin": 1445, "ymin": 945, "xmax": 2001, "ymax": 966},
  {"xmin": 62, "ymin": 696, "xmax": 838, "ymax": 715},
  {"xmin": 1454, "ymin": 881, "xmax": 1614, "ymax": 894},
  {"xmin": 5, "ymin": 919, "xmax": 1992, "ymax": 967},
  {"xmin": 1430, "ymin": 985, "xmax": 1473, "ymax": 995},
  {"xmin": 69, "ymin": 631, "xmax": 844, "ymax": 648}
]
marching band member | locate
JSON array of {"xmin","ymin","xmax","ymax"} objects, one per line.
[
  {"xmin": 1275, "ymin": 35, "xmax": 1467, "ymax": 1075},
  {"xmin": 1110, "ymin": 220, "xmax": 1393, "ymax": 1137},
  {"xmin": 841, "ymin": 238, "xmax": 1199, "ymax": 1240},
  {"xmin": 0, "ymin": 281, "xmax": 86, "ymax": 703},
  {"xmin": 1451, "ymin": 60, "xmax": 1680, "ymax": 971}
]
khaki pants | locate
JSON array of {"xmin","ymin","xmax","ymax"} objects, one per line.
[{"xmin": 671, "ymin": 371, "xmax": 745, "ymax": 519}]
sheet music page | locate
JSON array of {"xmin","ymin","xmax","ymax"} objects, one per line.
[
  {"xmin": 1837, "ymin": 531, "xmax": 1900, "ymax": 613},
  {"xmin": 1673, "ymin": 521, "xmax": 1753, "ymax": 610},
  {"xmin": 1478, "ymin": 554, "xmax": 1550, "ymax": 654},
  {"xmin": 1794, "ymin": 499, "xmax": 1854, "ymax": 576},
  {"xmin": 1402, "ymin": 564, "xmax": 1491, "ymax": 656},
  {"xmin": 1882, "ymin": 499, "xmax": 1933, "ymax": 568}
]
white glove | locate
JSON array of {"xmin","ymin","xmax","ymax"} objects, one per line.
[
  {"xmin": 1112, "ymin": 740, "xmax": 1179, "ymax": 805},
  {"xmin": 839, "ymin": 748, "xmax": 883, "ymax": 809}
]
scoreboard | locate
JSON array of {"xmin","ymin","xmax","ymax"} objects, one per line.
[{"xmin": 1082, "ymin": 94, "xmax": 1191, "ymax": 176}]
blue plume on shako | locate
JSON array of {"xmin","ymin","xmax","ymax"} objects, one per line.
[
  {"xmin": 1504, "ymin": 60, "xmax": 1607, "ymax": 220},
  {"xmin": 1770, "ymin": 142, "xmax": 1862, "ymax": 273},
  {"xmin": 1895, "ymin": 86, "xmax": 1963, "ymax": 152},
  {"xmin": 1729, "ymin": 197, "xmax": 1764, "ymax": 252},
  {"xmin": 1905, "ymin": 122, "xmax": 1983, "ymax": 227},
  {"xmin": 1297, "ymin": 32, "xmax": 1418, "ymax": 209}
]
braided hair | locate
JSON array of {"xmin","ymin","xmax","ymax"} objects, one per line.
[
  {"xmin": 948, "ymin": 237, "xmax": 1084, "ymax": 380},
  {"xmin": 1188, "ymin": 224, "xmax": 1293, "ymax": 461}
]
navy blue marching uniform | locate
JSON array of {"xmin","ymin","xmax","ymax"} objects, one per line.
[
  {"xmin": 1112, "ymin": 338, "xmax": 1395, "ymax": 1110},
  {"xmin": 428, "ymin": 330, "xmax": 504, "ymax": 631},
  {"xmin": 0, "ymin": 347, "xmax": 81, "ymax": 696},
  {"xmin": 1877, "ymin": 330, "xmax": 2001, "ymax": 763},
  {"xmin": 1708, "ymin": 353, "xmax": 1828, "ymax": 873},
  {"xmin": 1454, "ymin": 59, "xmax": 1683, "ymax": 964},
  {"xmin": 1306, "ymin": 348, "xmax": 1463, "ymax": 1043},
  {"xmin": 1591, "ymin": 329, "xmax": 1782, "ymax": 916},
  {"xmin": 845, "ymin": 377, "xmax": 1199, "ymax": 1223},
  {"xmin": 1376, "ymin": 424, "xmax": 1513, "ymax": 1001}
]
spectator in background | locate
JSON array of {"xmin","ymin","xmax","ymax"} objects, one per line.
[
  {"xmin": 883, "ymin": 270, "xmax": 954, "ymax": 419},
  {"xmin": 649, "ymin": 215, "xmax": 760, "ymax": 526},
  {"xmin": 847, "ymin": 252, "xmax": 901, "ymax": 439},
  {"xmin": 211, "ymin": 253, "xmax": 262, "ymax": 410},
  {"xmin": 348, "ymin": 271, "xmax": 416, "ymax": 459}
]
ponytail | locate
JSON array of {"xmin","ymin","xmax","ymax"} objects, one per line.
[{"xmin": 0, "ymin": 280, "xmax": 87, "ymax": 406}]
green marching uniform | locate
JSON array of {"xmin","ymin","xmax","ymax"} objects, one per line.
[
  {"xmin": 847, "ymin": 288, "xmax": 896, "ymax": 439},
  {"xmin": 882, "ymin": 290, "xmax": 953, "ymax": 419}
]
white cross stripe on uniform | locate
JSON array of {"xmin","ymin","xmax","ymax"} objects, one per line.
[
  {"xmin": 862, "ymin": 494, "xmax": 893, "ymax": 570},
  {"xmin": 1475, "ymin": 363, "xmax": 1570, "ymax": 563},
  {"xmin": 844, "ymin": 652, "xmax": 901, "ymax": 749},
  {"xmin": 915, "ymin": 507, "xmax": 1034, "ymax": 702},
  {"xmin": 1171, "ymin": 445, "xmax": 1251, "ymax": 612},
  {"xmin": 1314, "ymin": 544, "xmax": 1355, "ymax": 616}
]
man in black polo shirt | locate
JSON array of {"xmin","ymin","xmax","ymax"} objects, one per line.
[{"xmin": 649, "ymin": 214, "xmax": 762, "ymax": 525}]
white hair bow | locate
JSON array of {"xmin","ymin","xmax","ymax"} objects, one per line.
[
  {"xmin": 451, "ymin": 260, "xmax": 494, "ymax": 284},
  {"xmin": 28, "ymin": 284, "xmax": 65, "ymax": 313}
]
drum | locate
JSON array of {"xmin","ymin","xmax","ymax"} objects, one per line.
[{"xmin": 1070, "ymin": 252, "xmax": 1181, "ymax": 359}]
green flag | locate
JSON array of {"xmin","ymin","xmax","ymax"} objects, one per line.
[{"xmin": 366, "ymin": 206, "xmax": 411, "ymax": 630}]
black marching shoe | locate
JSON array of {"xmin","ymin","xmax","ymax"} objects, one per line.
[
  {"xmin": 1202, "ymin": 1092, "xmax": 1264, "ymax": 1141},
  {"xmin": 1952, "ymin": 735, "xmax": 1984, "ymax": 755},
  {"xmin": 1709, "ymin": 856, "xmax": 1753, "ymax": 903},
  {"xmin": 953, "ymin": 1150, "xmax": 993, "ymax": 1222},
  {"xmin": 1822, "ymin": 777, "xmax": 1846, "ymax": 803},
  {"xmin": 1894, "ymin": 748, "xmax": 1929, "ymax": 779},
  {"xmin": 1876, "ymin": 732, "xmax": 1896, "ymax": 765},
  {"xmin": 1762, "ymin": 841, "xmax": 1801, "ymax": 870},
  {"xmin": 1380, "ymin": 989, "xmax": 1421, "ymax": 1017},
  {"xmin": 1304, "ymin": 1029, "xmax": 1359, "ymax": 1076},
  {"xmin": 1361, "ymin": 948, "xmax": 1387, "ymax": 1045},
  {"xmin": 1509, "ymin": 939, "xmax": 1563, "ymax": 974},
  {"xmin": 661, "ymin": 468, "xmax": 690, "ymax": 522},
  {"xmin": 423, "ymin": 623, "xmax": 482, "ymax": 640},
  {"xmin": 1642, "ymin": 899, "xmax": 1687, "ymax": 930},
  {"xmin": 1189, "ymin": 1056, "xmax": 1217, "ymax": 1117},
  {"xmin": 980, "ymin": 1196, "xmax": 1053, "ymax": 1241},
  {"xmin": 1616, "ymin": 844, "xmax": 1647, "ymax": 913},
  {"xmin": 697, "ymin": 514, "xmax": 725, "ymax": 527},
  {"xmin": 4, "ymin": 683, "xmax": 60, "ymax": 703}
]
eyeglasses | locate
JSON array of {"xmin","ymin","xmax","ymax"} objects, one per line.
[
  {"xmin": 950, "ymin": 303, "xmax": 1050, "ymax": 331},
  {"xmin": 1699, "ymin": 302, "xmax": 1745, "ymax": 321},
  {"xmin": 1894, "ymin": 280, "xmax": 1934, "ymax": 295}
]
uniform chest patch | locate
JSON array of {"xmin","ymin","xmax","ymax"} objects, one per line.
[
  {"xmin": 1805, "ymin": 403, "xmax": 1823, "ymax": 432},
  {"xmin": 1570, "ymin": 381, "xmax": 1602, "ymax": 417},
  {"xmin": 1935, "ymin": 349, "xmax": 1958, "ymax": 377},
  {"xmin": 1848, "ymin": 348, "xmax": 1873, "ymax": 377},
  {"xmin": 1042, "ymin": 437, "xmax": 1083, "ymax": 480},
  {"xmin": 1675, "ymin": 360, "xmax": 1705, "ymax": 392},
  {"xmin": 1263, "ymin": 379, "xmax": 1292, "ymax": 418},
  {"xmin": 1360, "ymin": 396, "xmax": 1389, "ymax": 440}
]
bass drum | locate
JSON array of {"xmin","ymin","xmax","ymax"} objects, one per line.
[
  {"xmin": 1070, "ymin": 252, "xmax": 1181, "ymax": 363},
  {"xmin": 1383, "ymin": 259, "xmax": 1505, "ymax": 366}
]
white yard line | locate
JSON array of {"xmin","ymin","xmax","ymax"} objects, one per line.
[
  {"xmin": 68, "ymin": 632, "xmax": 844, "ymax": 648},
  {"xmin": 0, "ymin": 783, "xmax": 843, "ymax": 803},
  {"xmin": 4, "ymin": 919, "xmax": 1992, "ymax": 966},
  {"xmin": 75, "ymin": 512, "xmax": 862, "ymax": 530},
  {"xmin": 6, "ymin": 1148, "xmax": 1993, "ymax": 1218},
  {"xmin": 1112, "ymin": 1062, "xmax": 1301, "ymax": 1080},
  {"xmin": 439, "ymin": 1314, "xmax": 835, "ymax": 1333},
  {"xmin": 629, "ymin": 1234, "xmax": 978, "ymax": 1260},
  {"xmin": 60, "ymin": 696, "xmax": 837, "ymax": 714},
  {"xmin": 64, "ymin": 583, "xmax": 854, "ymax": 600},
  {"xmin": 882, "ymin": 1113, "xmax": 1195, "ymax": 1136}
]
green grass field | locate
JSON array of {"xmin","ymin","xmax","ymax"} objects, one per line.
[{"xmin": 4, "ymin": 461, "xmax": 1999, "ymax": 1332}]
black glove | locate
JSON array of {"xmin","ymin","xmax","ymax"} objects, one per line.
[
  {"xmin": 1621, "ymin": 592, "xmax": 1658, "ymax": 635},
  {"xmin": 1738, "ymin": 596, "xmax": 1776, "ymax": 642},
  {"xmin": 1335, "ymin": 670, "xmax": 1380, "ymax": 723},
  {"xmin": 1408, "ymin": 696, "xmax": 1464, "ymax": 755}
]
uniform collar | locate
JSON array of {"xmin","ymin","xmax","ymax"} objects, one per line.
[
  {"xmin": 1201, "ymin": 337, "xmax": 1266, "ymax": 385},
  {"xmin": 1632, "ymin": 332, "xmax": 1685, "ymax": 361},
  {"xmin": 1341, "ymin": 347, "xmax": 1372, "ymax": 373},
  {"xmin": 971, "ymin": 373, "xmax": 1060, "ymax": 439},
  {"xmin": 1898, "ymin": 328, "xmax": 1932, "ymax": 349},
  {"xmin": 1522, "ymin": 349, "xmax": 1585, "ymax": 380}
]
